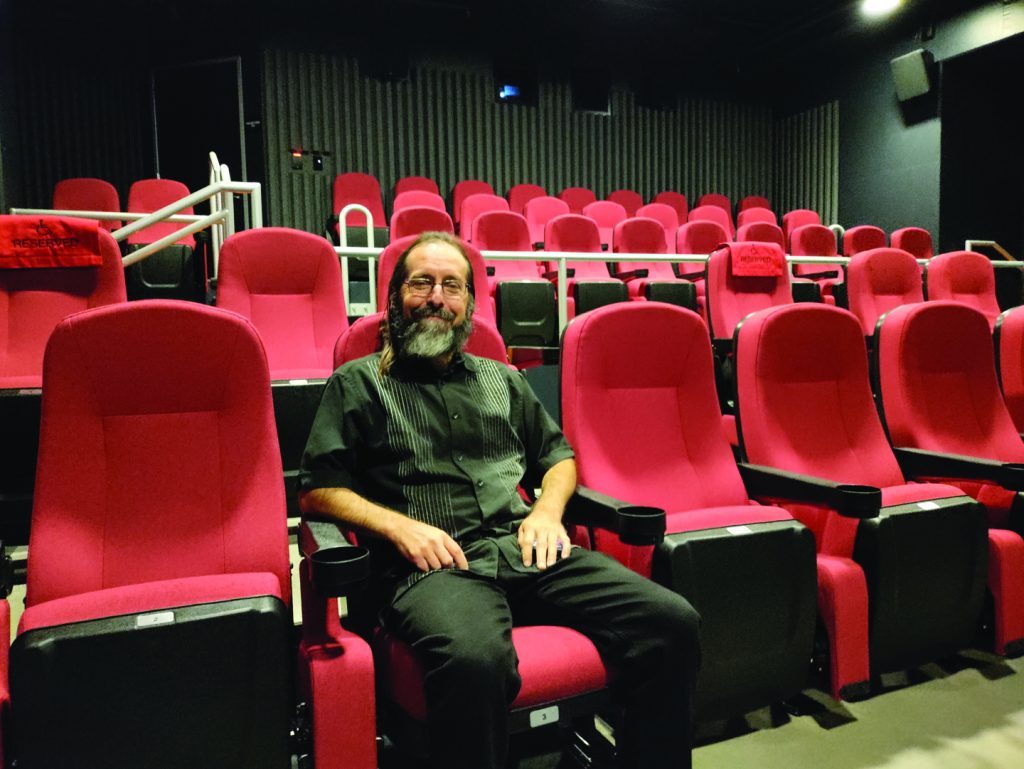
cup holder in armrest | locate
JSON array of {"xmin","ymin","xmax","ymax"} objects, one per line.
[
  {"xmin": 310, "ymin": 545, "xmax": 371, "ymax": 596},
  {"xmin": 617, "ymin": 506, "xmax": 667, "ymax": 545},
  {"xmin": 834, "ymin": 484, "xmax": 881, "ymax": 519},
  {"xmin": 999, "ymin": 462, "xmax": 1024, "ymax": 490}
]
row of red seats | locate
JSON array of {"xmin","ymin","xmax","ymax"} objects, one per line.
[
  {"xmin": 4, "ymin": 290, "xmax": 1023, "ymax": 767},
  {"xmin": 331, "ymin": 171, "xmax": 771, "ymax": 238}
]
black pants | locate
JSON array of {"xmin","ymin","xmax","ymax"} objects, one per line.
[{"xmin": 381, "ymin": 547, "xmax": 701, "ymax": 769}]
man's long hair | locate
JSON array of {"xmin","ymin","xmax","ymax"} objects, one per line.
[{"xmin": 379, "ymin": 231, "xmax": 475, "ymax": 376}]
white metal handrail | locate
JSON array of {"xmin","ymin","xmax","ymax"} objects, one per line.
[{"xmin": 336, "ymin": 204, "xmax": 376, "ymax": 313}]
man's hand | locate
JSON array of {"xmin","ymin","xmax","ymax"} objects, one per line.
[
  {"xmin": 518, "ymin": 508, "xmax": 571, "ymax": 570},
  {"xmin": 388, "ymin": 516, "xmax": 469, "ymax": 573}
]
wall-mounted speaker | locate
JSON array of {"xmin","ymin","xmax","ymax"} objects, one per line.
[{"xmin": 891, "ymin": 49, "xmax": 934, "ymax": 102}]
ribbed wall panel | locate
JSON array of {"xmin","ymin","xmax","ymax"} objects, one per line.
[
  {"xmin": 11, "ymin": 53, "xmax": 148, "ymax": 208},
  {"xmin": 773, "ymin": 101, "xmax": 840, "ymax": 225},
  {"xmin": 264, "ymin": 49, "xmax": 816, "ymax": 233}
]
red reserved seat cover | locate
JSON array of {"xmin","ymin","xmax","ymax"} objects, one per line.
[
  {"xmin": 0, "ymin": 218, "xmax": 126, "ymax": 388},
  {"xmin": 705, "ymin": 242, "xmax": 791, "ymax": 341}
]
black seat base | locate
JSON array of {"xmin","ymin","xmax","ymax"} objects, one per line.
[
  {"xmin": 10, "ymin": 595, "xmax": 292, "ymax": 769},
  {"xmin": 652, "ymin": 520, "xmax": 817, "ymax": 720},
  {"xmin": 854, "ymin": 495, "xmax": 988, "ymax": 674}
]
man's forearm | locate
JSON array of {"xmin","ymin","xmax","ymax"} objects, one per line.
[
  {"xmin": 299, "ymin": 487, "xmax": 469, "ymax": 572},
  {"xmin": 298, "ymin": 487, "xmax": 405, "ymax": 541},
  {"xmin": 531, "ymin": 458, "xmax": 577, "ymax": 519}
]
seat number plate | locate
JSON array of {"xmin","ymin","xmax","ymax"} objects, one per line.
[
  {"xmin": 529, "ymin": 705, "xmax": 559, "ymax": 728},
  {"xmin": 136, "ymin": 611, "xmax": 175, "ymax": 628}
]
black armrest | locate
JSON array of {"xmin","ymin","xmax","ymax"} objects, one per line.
[
  {"xmin": 299, "ymin": 518, "xmax": 371, "ymax": 596},
  {"xmin": 677, "ymin": 270, "xmax": 704, "ymax": 281},
  {"xmin": 565, "ymin": 485, "xmax": 666, "ymax": 545},
  {"xmin": 797, "ymin": 270, "xmax": 839, "ymax": 280},
  {"xmin": 737, "ymin": 463, "xmax": 880, "ymax": 519},
  {"xmin": 892, "ymin": 447, "xmax": 1024, "ymax": 491},
  {"xmin": 542, "ymin": 268, "xmax": 576, "ymax": 279},
  {"xmin": 612, "ymin": 269, "xmax": 649, "ymax": 280},
  {"xmin": 486, "ymin": 266, "xmax": 496, "ymax": 276}
]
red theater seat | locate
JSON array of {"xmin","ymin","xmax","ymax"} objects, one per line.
[
  {"xmin": 394, "ymin": 175, "xmax": 440, "ymax": 197},
  {"xmin": 52, "ymin": 177, "xmax": 121, "ymax": 231},
  {"xmin": 875, "ymin": 301, "xmax": 1024, "ymax": 656},
  {"xmin": 781, "ymin": 209, "xmax": 820, "ymax": 247},
  {"xmin": 705, "ymin": 242, "xmax": 791, "ymax": 344},
  {"xmin": 735, "ymin": 303, "xmax": 987, "ymax": 699},
  {"xmin": 217, "ymin": 227, "xmax": 347, "ymax": 380},
  {"xmin": 652, "ymin": 190, "xmax": 688, "ymax": 222},
  {"xmin": 562, "ymin": 302, "xmax": 816, "ymax": 718},
  {"xmin": 506, "ymin": 183, "xmax": 546, "ymax": 215},
  {"xmin": 8, "ymin": 301, "xmax": 375, "ymax": 769},
  {"xmin": 459, "ymin": 193, "xmax": 509, "ymax": 241},
  {"xmin": 635, "ymin": 203, "xmax": 679, "ymax": 253},
  {"xmin": 890, "ymin": 226, "xmax": 934, "ymax": 260},
  {"xmin": 996, "ymin": 306, "xmax": 1024, "ymax": 434},
  {"xmin": 558, "ymin": 186, "xmax": 597, "ymax": 214},
  {"xmin": 451, "ymin": 179, "xmax": 495, "ymax": 228},
  {"xmin": 582, "ymin": 200, "xmax": 628, "ymax": 251},
  {"xmin": 606, "ymin": 189, "xmax": 643, "ymax": 217},
  {"xmin": 736, "ymin": 207, "xmax": 776, "ymax": 228},
  {"xmin": 393, "ymin": 190, "xmax": 446, "ymax": 213},
  {"xmin": 925, "ymin": 250, "xmax": 1001, "ymax": 330},
  {"xmin": 738, "ymin": 195, "xmax": 771, "ymax": 213},
  {"xmin": 523, "ymin": 196, "xmax": 570, "ymax": 247},
  {"xmin": 612, "ymin": 217, "xmax": 694, "ymax": 308},
  {"xmin": 845, "ymin": 247, "xmax": 923, "ymax": 336},
  {"xmin": 390, "ymin": 206, "xmax": 454, "ymax": 240},
  {"xmin": 543, "ymin": 214, "xmax": 627, "ymax": 319},
  {"xmin": 843, "ymin": 225, "xmax": 887, "ymax": 256},
  {"xmin": 688, "ymin": 204, "xmax": 734, "ymax": 240},
  {"xmin": 332, "ymin": 172, "xmax": 386, "ymax": 229}
]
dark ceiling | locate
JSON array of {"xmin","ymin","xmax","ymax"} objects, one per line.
[{"xmin": 29, "ymin": 0, "xmax": 995, "ymax": 84}]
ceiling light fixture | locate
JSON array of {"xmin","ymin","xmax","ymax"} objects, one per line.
[{"xmin": 862, "ymin": 0, "xmax": 902, "ymax": 17}]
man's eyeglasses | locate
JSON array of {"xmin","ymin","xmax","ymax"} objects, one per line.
[{"xmin": 403, "ymin": 277, "xmax": 467, "ymax": 298}]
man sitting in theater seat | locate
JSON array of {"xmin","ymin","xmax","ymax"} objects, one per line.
[{"xmin": 298, "ymin": 231, "xmax": 700, "ymax": 769}]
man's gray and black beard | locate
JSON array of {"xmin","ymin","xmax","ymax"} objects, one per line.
[{"xmin": 394, "ymin": 305, "xmax": 473, "ymax": 360}]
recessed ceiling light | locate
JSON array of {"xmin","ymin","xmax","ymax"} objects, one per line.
[{"xmin": 862, "ymin": 0, "xmax": 902, "ymax": 17}]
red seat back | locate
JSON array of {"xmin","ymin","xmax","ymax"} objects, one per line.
[
  {"xmin": 843, "ymin": 225, "xmax": 887, "ymax": 256},
  {"xmin": 738, "ymin": 195, "xmax": 771, "ymax": 212},
  {"xmin": 557, "ymin": 186, "xmax": 597, "ymax": 214},
  {"xmin": 394, "ymin": 176, "xmax": 439, "ymax": 197},
  {"xmin": 0, "ymin": 217, "xmax": 127, "ymax": 388},
  {"xmin": 451, "ymin": 180, "xmax": 495, "ymax": 226},
  {"xmin": 996, "ymin": 307, "xmax": 1024, "ymax": 433},
  {"xmin": 676, "ymin": 220, "xmax": 728, "ymax": 255},
  {"xmin": 688, "ymin": 204, "xmax": 734, "ymax": 239},
  {"xmin": 612, "ymin": 218, "xmax": 674, "ymax": 280},
  {"xmin": 53, "ymin": 178, "xmax": 121, "ymax": 231},
  {"xmin": 652, "ymin": 191, "xmax": 688, "ymax": 222},
  {"xmin": 26, "ymin": 300, "xmax": 290, "ymax": 607},
  {"xmin": 523, "ymin": 196, "xmax": 570, "ymax": 245},
  {"xmin": 705, "ymin": 242, "xmax": 791, "ymax": 340},
  {"xmin": 393, "ymin": 191, "xmax": 446, "ymax": 213},
  {"xmin": 473, "ymin": 211, "xmax": 532, "ymax": 251},
  {"xmin": 459, "ymin": 193, "xmax": 509, "ymax": 240},
  {"xmin": 127, "ymin": 178, "xmax": 195, "ymax": 246},
  {"xmin": 781, "ymin": 209, "xmax": 820, "ymax": 246},
  {"xmin": 635, "ymin": 203, "xmax": 679, "ymax": 253},
  {"xmin": 790, "ymin": 224, "xmax": 840, "ymax": 279},
  {"xmin": 506, "ymin": 184, "xmax": 546, "ymax": 215},
  {"xmin": 605, "ymin": 189, "xmax": 643, "ymax": 217},
  {"xmin": 216, "ymin": 228, "xmax": 347, "ymax": 379},
  {"xmin": 890, "ymin": 227, "xmax": 934, "ymax": 260},
  {"xmin": 563, "ymin": 303, "xmax": 752, "ymax": 516},
  {"xmin": 736, "ymin": 207, "xmax": 777, "ymax": 228},
  {"xmin": 735, "ymin": 222, "xmax": 785, "ymax": 249},
  {"xmin": 582, "ymin": 200, "xmax": 627, "ymax": 250},
  {"xmin": 845, "ymin": 247, "xmax": 923, "ymax": 335},
  {"xmin": 332, "ymin": 172, "xmax": 386, "ymax": 228},
  {"xmin": 877, "ymin": 301, "xmax": 1024, "ymax": 465},
  {"xmin": 925, "ymin": 250, "xmax": 1001, "ymax": 329},
  {"xmin": 389, "ymin": 206, "xmax": 454, "ymax": 240}
]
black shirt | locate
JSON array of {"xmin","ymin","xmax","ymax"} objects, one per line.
[{"xmin": 299, "ymin": 351, "xmax": 575, "ymax": 588}]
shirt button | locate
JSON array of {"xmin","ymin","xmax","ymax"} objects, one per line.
[
  {"xmin": 476, "ymin": 480, "xmax": 484, "ymax": 488},
  {"xmin": 452, "ymin": 413, "xmax": 460, "ymax": 420},
  {"xmin": 457, "ymin": 455, "xmax": 464, "ymax": 461}
]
